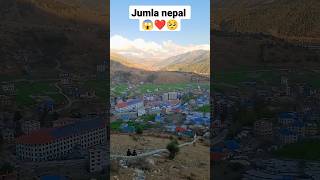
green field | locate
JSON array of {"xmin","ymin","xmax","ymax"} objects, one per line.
[
  {"xmin": 298, "ymin": 71, "xmax": 320, "ymax": 88},
  {"xmin": 110, "ymin": 84, "xmax": 128, "ymax": 96},
  {"xmin": 84, "ymin": 80, "xmax": 108, "ymax": 99},
  {"xmin": 196, "ymin": 105, "xmax": 210, "ymax": 113},
  {"xmin": 274, "ymin": 140, "xmax": 320, "ymax": 160},
  {"xmin": 213, "ymin": 70, "xmax": 281, "ymax": 86},
  {"xmin": 214, "ymin": 69, "xmax": 320, "ymax": 88},
  {"xmin": 111, "ymin": 120, "xmax": 123, "ymax": 131},
  {"xmin": 111, "ymin": 82, "xmax": 210, "ymax": 96},
  {"xmin": 15, "ymin": 81, "xmax": 65, "ymax": 107},
  {"xmin": 141, "ymin": 114, "xmax": 156, "ymax": 122},
  {"xmin": 111, "ymin": 119, "xmax": 158, "ymax": 132}
]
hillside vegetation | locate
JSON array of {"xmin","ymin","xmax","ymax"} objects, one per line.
[
  {"xmin": 213, "ymin": 0, "xmax": 320, "ymax": 42},
  {"xmin": 160, "ymin": 50, "xmax": 210, "ymax": 75}
]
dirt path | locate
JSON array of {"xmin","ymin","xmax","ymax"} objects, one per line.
[
  {"xmin": 54, "ymin": 82, "xmax": 73, "ymax": 113},
  {"xmin": 111, "ymin": 135, "xmax": 199, "ymax": 161}
]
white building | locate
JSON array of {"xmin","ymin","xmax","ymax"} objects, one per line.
[
  {"xmin": 281, "ymin": 76, "xmax": 288, "ymax": 86},
  {"xmin": 0, "ymin": 95, "xmax": 14, "ymax": 107},
  {"xmin": 137, "ymin": 108, "xmax": 146, "ymax": 116},
  {"xmin": 162, "ymin": 93, "xmax": 169, "ymax": 101},
  {"xmin": 21, "ymin": 120, "xmax": 40, "ymax": 135},
  {"xmin": 59, "ymin": 73, "xmax": 72, "ymax": 85},
  {"xmin": 16, "ymin": 118, "xmax": 107, "ymax": 162},
  {"xmin": 162, "ymin": 92, "xmax": 179, "ymax": 101},
  {"xmin": 1, "ymin": 83, "xmax": 15, "ymax": 95},
  {"xmin": 96, "ymin": 64, "xmax": 106, "ymax": 72},
  {"xmin": 89, "ymin": 145, "xmax": 108, "ymax": 172},
  {"xmin": 168, "ymin": 92, "xmax": 179, "ymax": 100},
  {"xmin": 279, "ymin": 128, "xmax": 298, "ymax": 144}
]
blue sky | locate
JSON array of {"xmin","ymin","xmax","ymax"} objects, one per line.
[{"xmin": 110, "ymin": 0, "xmax": 210, "ymax": 45}]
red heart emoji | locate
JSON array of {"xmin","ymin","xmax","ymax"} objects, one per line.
[{"xmin": 155, "ymin": 20, "xmax": 166, "ymax": 30}]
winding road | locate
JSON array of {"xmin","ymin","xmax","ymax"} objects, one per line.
[
  {"xmin": 53, "ymin": 59, "xmax": 75, "ymax": 112},
  {"xmin": 54, "ymin": 82, "xmax": 73, "ymax": 113}
]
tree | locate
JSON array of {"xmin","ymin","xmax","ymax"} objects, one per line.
[
  {"xmin": 135, "ymin": 126, "xmax": 143, "ymax": 135},
  {"xmin": 166, "ymin": 139, "xmax": 180, "ymax": 160}
]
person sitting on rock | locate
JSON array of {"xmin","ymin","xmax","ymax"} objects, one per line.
[
  {"xmin": 127, "ymin": 149, "xmax": 132, "ymax": 156},
  {"xmin": 132, "ymin": 150, "xmax": 137, "ymax": 156}
]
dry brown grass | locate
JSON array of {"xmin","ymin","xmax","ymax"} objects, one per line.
[{"xmin": 110, "ymin": 134, "xmax": 210, "ymax": 180}]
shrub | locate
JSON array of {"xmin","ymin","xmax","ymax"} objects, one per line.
[
  {"xmin": 135, "ymin": 126, "xmax": 143, "ymax": 135},
  {"xmin": 166, "ymin": 139, "xmax": 180, "ymax": 160}
]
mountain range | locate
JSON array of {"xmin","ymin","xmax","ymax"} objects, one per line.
[
  {"xmin": 1, "ymin": 0, "xmax": 319, "ymax": 80},
  {"xmin": 158, "ymin": 50, "xmax": 210, "ymax": 75},
  {"xmin": 0, "ymin": 0, "xmax": 107, "ymax": 77},
  {"xmin": 213, "ymin": 0, "xmax": 320, "ymax": 42},
  {"xmin": 111, "ymin": 50, "xmax": 210, "ymax": 75}
]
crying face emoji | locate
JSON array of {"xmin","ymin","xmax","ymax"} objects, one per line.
[
  {"xmin": 167, "ymin": 19, "xmax": 178, "ymax": 30},
  {"xmin": 142, "ymin": 19, "xmax": 153, "ymax": 31}
]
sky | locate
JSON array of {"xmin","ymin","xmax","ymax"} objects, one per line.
[{"xmin": 110, "ymin": 0, "xmax": 210, "ymax": 59}]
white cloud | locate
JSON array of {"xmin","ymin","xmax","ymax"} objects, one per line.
[{"xmin": 110, "ymin": 35, "xmax": 209, "ymax": 60}]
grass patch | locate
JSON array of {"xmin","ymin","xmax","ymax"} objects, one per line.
[
  {"xmin": 140, "ymin": 114, "xmax": 156, "ymax": 122},
  {"xmin": 15, "ymin": 81, "xmax": 59, "ymax": 107},
  {"xmin": 274, "ymin": 140, "xmax": 320, "ymax": 160},
  {"xmin": 112, "ymin": 83, "xmax": 209, "ymax": 95},
  {"xmin": 110, "ymin": 120, "xmax": 123, "ymax": 131},
  {"xmin": 111, "ymin": 84, "xmax": 128, "ymax": 96},
  {"xmin": 84, "ymin": 80, "xmax": 108, "ymax": 99},
  {"xmin": 196, "ymin": 105, "xmax": 210, "ymax": 113},
  {"xmin": 213, "ymin": 70, "xmax": 281, "ymax": 86}
]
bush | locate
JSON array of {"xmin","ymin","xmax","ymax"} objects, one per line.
[
  {"xmin": 166, "ymin": 139, "xmax": 180, "ymax": 159},
  {"xmin": 135, "ymin": 126, "xmax": 143, "ymax": 135}
]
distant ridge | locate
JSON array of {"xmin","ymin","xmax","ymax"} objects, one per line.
[
  {"xmin": 213, "ymin": 0, "xmax": 320, "ymax": 42},
  {"xmin": 160, "ymin": 50, "xmax": 210, "ymax": 75}
]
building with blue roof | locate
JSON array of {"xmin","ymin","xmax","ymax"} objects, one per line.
[
  {"xmin": 224, "ymin": 140, "xmax": 240, "ymax": 151},
  {"xmin": 279, "ymin": 128, "xmax": 298, "ymax": 144},
  {"xmin": 278, "ymin": 112, "xmax": 298, "ymax": 125},
  {"xmin": 38, "ymin": 99, "xmax": 54, "ymax": 112},
  {"xmin": 212, "ymin": 146, "xmax": 223, "ymax": 153},
  {"xmin": 116, "ymin": 111, "xmax": 138, "ymax": 121},
  {"xmin": 120, "ymin": 124, "xmax": 135, "ymax": 133},
  {"xmin": 186, "ymin": 113, "xmax": 210, "ymax": 126},
  {"xmin": 40, "ymin": 175, "xmax": 69, "ymax": 180},
  {"xmin": 154, "ymin": 114, "xmax": 163, "ymax": 122}
]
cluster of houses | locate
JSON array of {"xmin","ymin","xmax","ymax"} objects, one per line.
[
  {"xmin": 211, "ymin": 74, "xmax": 320, "ymax": 179},
  {"xmin": 0, "ymin": 112, "xmax": 17, "ymax": 142},
  {"xmin": 59, "ymin": 72, "xmax": 96, "ymax": 99},
  {"xmin": 0, "ymin": 83, "xmax": 16, "ymax": 109},
  {"xmin": 253, "ymin": 112, "xmax": 319, "ymax": 145},
  {"xmin": 111, "ymin": 89, "xmax": 211, "ymax": 138}
]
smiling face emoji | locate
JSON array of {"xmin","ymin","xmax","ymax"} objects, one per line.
[
  {"xmin": 167, "ymin": 19, "xmax": 178, "ymax": 30},
  {"xmin": 142, "ymin": 19, "xmax": 153, "ymax": 31}
]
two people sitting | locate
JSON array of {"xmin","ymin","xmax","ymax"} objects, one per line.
[{"xmin": 127, "ymin": 149, "xmax": 137, "ymax": 156}]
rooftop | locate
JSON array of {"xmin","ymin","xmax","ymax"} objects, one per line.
[{"xmin": 16, "ymin": 118, "xmax": 106, "ymax": 145}]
